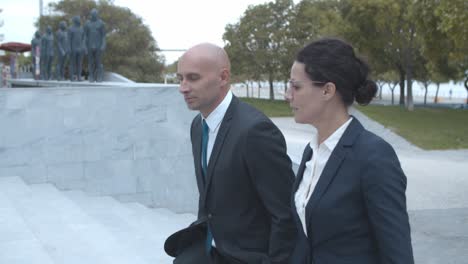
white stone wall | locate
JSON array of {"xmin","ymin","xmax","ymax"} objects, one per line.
[{"xmin": 0, "ymin": 86, "xmax": 199, "ymax": 213}]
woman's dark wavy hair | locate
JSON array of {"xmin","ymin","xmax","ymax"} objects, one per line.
[{"xmin": 296, "ymin": 38, "xmax": 377, "ymax": 106}]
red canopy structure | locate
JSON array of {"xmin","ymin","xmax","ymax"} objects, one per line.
[
  {"xmin": 0, "ymin": 42, "xmax": 32, "ymax": 53},
  {"xmin": 0, "ymin": 42, "xmax": 32, "ymax": 81}
]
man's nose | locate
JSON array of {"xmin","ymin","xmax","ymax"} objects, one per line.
[{"xmin": 179, "ymin": 81, "xmax": 189, "ymax": 93}]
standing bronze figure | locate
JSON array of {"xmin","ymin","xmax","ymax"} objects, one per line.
[
  {"xmin": 41, "ymin": 26, "xmax": 54, "ymax": 80},
  {"xmin": 31, "ymin": 31, "xmax": 41, "ymax": 80},
  {"xmin": 84, "ymin": 9, "xmax": 106, "ymax": 82},
  {"xmin": 56, "ymin": 21, "xmax": 69, "ymax": 81},
  {"xmin": 68, "ymin": 16, "xmax": 85, "ymax": 81}
]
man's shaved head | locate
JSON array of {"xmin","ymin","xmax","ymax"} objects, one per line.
[
  {"xmin": 177, "ymin": 43, "xmax": 232, "ymax": 117},
  {"xmin": 180, "ymin": 43, "xmax": 231, "ymax": 73}
]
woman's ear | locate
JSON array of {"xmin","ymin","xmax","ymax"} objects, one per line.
[{"xmin": 322, "ymin": 82, "xmax": 336, "ymax": 99}]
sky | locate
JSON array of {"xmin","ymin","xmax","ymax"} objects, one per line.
[{"xmin": 0, "ymin": 0, "xmax": 283, "ymax": 64}]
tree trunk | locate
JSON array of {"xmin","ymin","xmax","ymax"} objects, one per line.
[
  {"xmin": 405, "ymin": 25, "xmax": 416, "ymax": 111},
  {"xmin": 406, "ymin": 59, "xmax": 414, "ymax": 111},
  {"xmin": 423, "ymin": 84, "xmax": 428, "ymax": 105},
  {"xmin": 434, "ymin": 83, "xmax": 440, "ymax": 103},
  {"xmin": 269, "ymin": 74, "xmax": 275, "ymax": 100},
  {"xmin": 465, "ymin": 76, "xmax": 468, "ymax": 104},
  {"xmin": 376, "ymin": 81, "xmax": 383, "ymax": 100},
  {"xmin": 389, "ymin": 82, "xmax": 397, "ymax": 105},
  {"xmin": 245, "ymin": 82, "xmax": 249, "ymax": 98},
  {"xmin": 398, "ymin": 66, "xmax": 406, "ymax": 106},
  {"xmin": 405, "ymin": 48, "xmax": 414, "ymax": 111},
  {"xmin": 406, "ymin": 79, "xmax": 414, "ymax": 111},
  {"xmin": 257, "ymin": 81, "xmax": 262, "ymax": 98}
]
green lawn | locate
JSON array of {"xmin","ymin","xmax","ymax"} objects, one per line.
[
  {"xmin": 355, "ymin": 105, "xmax": 468, "ymax": 150},
  {"xmin": 241, "ymin": 97, "xmax": 293, "ymax": 117},
  {"xmin": 240, "ymin": 97, "xmax": 468, "ymax": 150}
]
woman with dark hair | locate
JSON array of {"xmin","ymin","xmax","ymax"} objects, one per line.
[{"xmin": 286, "ymin": 38, "xmax": 414, "ymax": 264}]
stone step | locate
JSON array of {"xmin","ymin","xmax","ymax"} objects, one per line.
[
  {"xmin": 125, "ymin": 202, "xmax": 195, "ymax": 228},
  {"xmin": 1, "ymin": 176, "xmax": 149, "ymax": 264},
  {"xmin": 64, "ymin": 190, "xmax": 179, "ymax": 263},
  {"xmin": 124, "ymin": 203, "xmax": 196, "ymax": 261},
  {"xmin": 0, "ymin": 176, "xmax": 197, "ymax": 263},
  {"xmin": 124, "ymin": 203, "xmax": 196, "ymax": 241},
  {"xmin": 0, "ymin": 177, "xmax": 55, "ymax": 264}
]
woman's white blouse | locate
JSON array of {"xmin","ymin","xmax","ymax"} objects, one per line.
[{"xmin": 295, "ymin": 118, "xmax": 353, "ymax": 236}]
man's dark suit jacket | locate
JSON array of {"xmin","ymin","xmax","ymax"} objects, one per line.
[
  {"xmin": 290, "ymin": 118, "xmax": 414, "ymax": 264},
  {"xmin": 186, "ymin": 95, "xmax": 297, "ymax": 263}
]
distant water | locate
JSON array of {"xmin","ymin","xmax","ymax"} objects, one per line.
[
  {"xmin": 382, "ymin": 81, "xmax": 466, "ymax": 99},
  {"xmin": 233, "ymin": 81, "xmax": 467, "ymax": 103}
]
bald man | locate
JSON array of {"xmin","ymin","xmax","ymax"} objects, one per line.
[{"xmin": 165, "ymin": 43, "xmax": 296, "ymax": 264}]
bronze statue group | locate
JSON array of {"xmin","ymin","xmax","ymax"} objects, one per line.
[{"xmin": 31, "ymin": 8, "xmax": 106, "ymax": 82}]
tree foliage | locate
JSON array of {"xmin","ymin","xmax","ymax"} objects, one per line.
[
  {"xmin": 224, "ymin": 0, "xmax": 295, "ymax": 100},
  {"xmin": 223, "ymin": 0, "xmax": 467, "ymax": 108},
  {"xmin": 434, "ymin": 0, "xmax": 468, "ymax": 92},
  {"xmin": 37, "ymin": 0, "xmax": 164, "ymax": 82}
]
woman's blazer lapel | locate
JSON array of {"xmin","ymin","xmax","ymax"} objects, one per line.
[
  {"xmin": 305, "ymin": 118, "xmax": 365, "ymax": 235},
  {"xmin": 293, "ymin": 145, "xmax": 313, "ymax": 194}
]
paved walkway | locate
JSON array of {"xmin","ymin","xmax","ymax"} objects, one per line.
[{"xmin": 271, "ymin": 107, "xmax": 468, "ymax": 263}]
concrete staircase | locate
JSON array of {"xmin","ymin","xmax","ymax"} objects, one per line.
[{"xmin": 0, "ymin": 176, "xmax": 195, "ymax": 264}]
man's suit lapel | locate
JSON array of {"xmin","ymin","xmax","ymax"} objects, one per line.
[
  {"xmin": 293, "ymin": 145, "xmax": 313, "ymax": 194},
  {"xmin": 192, "ymin": 115, "xmax": 205, "ymax": 193},
  {"xmin": 202, "ymin": 96, "xmax": 238, "ymax": 204},
  {"xmin": 305, "ymin": 118, "xmax": 364, "ymax": 231},
  {"xmin": 291, "ymin": 145, "xmax": 313, "ymax": 236}
]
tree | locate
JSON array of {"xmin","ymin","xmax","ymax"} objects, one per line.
[
  {"xmin": 162, "ymin": 60, "xmax": 178, "ymax": 84},
  {"xmin": 224, "ymin": 21, "xmax": 262, "ymax": 98},
  {"xmin": 224, "ymin": 0, "xmax": 294, "ymax": 100},
  {"xmin": 223, "ymin": 22, "xmax": 259, "ymax": 94},
  {"xmin": 38, "ymin": 0, "xmax": 164, "ymax": 82},
  {"xmin": 414, "ymin": 0, "xmax": 462, "ymax": 104},
  {"xmin": 290, "ymin": 0, "xmax": 344, "ymax": 44},
  {"xmin": 287, "ymin": 0, "xmax": 346, "ymax": 91},
  {"xmin": 377, "ymin": 70, "xmax": 399, "ymax": 105},
  {"xmin": 341, "ymin": 0, "xmax": 402, "ymax": 104},
  {"xmin": 417, "ymin": 65, "xmax": 431, "ymax": 105},
  {"xmin": 433, "ymin": 0, "xmax": 468, "ymax": 103},
  {"xmin": 341, "ymin": 0, "xmax": 425, "ymax": 111}
]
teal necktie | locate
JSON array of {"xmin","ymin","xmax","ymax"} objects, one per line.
[
  {"xmin": 201, "ymin": 119, "xmax": 209, "ymax": 179},
  {"xmin": 201, "ymin": 119, "xmax": 213, "ymax": 252}
]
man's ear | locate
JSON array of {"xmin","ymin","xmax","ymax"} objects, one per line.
[{"xmin": 220, "ymin": 68, "xmax": 230, "ymax": 85}]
